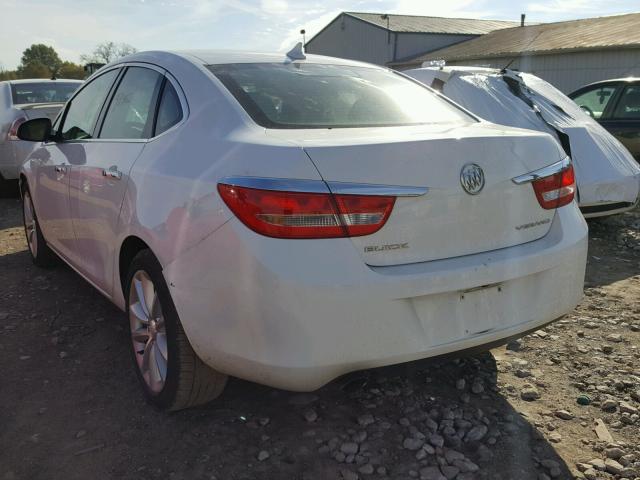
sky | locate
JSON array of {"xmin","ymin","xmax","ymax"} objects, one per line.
[{"xmin": 0, "ymin": 0, "xmax": 638, "ymax": 69}]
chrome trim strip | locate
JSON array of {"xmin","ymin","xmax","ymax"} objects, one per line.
[
  {"xmin": 219, "ymin": 176, "xmax": 330, "ymax": 194},
  {"xmin": 327, "ymin": 182, "xmax": 428, "ymax": 197},
  {"xmin": 219, "ymin": 176, "xmax": 429, "ymax": 197},
  {"xmin": 512, "ymin": 157, "xmax": 571, "ymax": 185}
]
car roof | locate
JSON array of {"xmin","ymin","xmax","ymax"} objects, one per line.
[
  {"xmin": 112, "ymin": 49, "xmax": 386, "ymax": 70},
  {"xmin": 572, "ymin": 77, "xmax": 640, "ymax": 90}
]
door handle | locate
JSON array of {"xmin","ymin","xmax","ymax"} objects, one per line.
[
  {"xmin": 103, "ymin": 166, "xmax": 122, "ymax": 180},
  {"xmin": 55, "ymin": 165, "xmax": 67, "ymax": 173}
]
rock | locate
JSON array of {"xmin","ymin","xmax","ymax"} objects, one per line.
[
  {"xmin": 583, "ymin": 468, "xmax": 598, "ymax": 480},
  {"xmin": 594, "ymin": 419, "xmax": 614, "ymax": 442},
  {"xmin": 440, "ymin": 466, "xmax": 459, "ymax": 480},
  {"xmin": 451, "ymin": 458, "xmax": 479, "ymax": 473},
  {"xmin": 515, "ymin": 369, "xmax": 532, "ymax": 378},
  {"xmin": 303, "ymin": 409, "xmax": 318, "ymax": 423},
  {"xmin": 464, "ymin": 424, "xmax": 488, "ymax": 442},
  {"xmin": 471, "ymin": 380, "xmax": 484, "ymax": 394},
  {"xmin": 576, "ymin": 394, "xmax": 592, "ymax": 406},
  {"xmin": 521, "ymin": 385, "xmax": 541, "ymax": 401},
  {"xmin": 540, "ymin": 459, "xmax": 560, "ymax": 470},
  {"xmin": 341, "ymin": 443, "xmax": 359, "ymax": 455},
  {"xmin": 605, "ymin": 447, "xmax": 625, "ymax": 459},
  {"xmin": 619, "ymin": 454, "xmax": 636, "ymax": 466},
  {"xmin": 456, "ymin": 379, "xmax": 466, "ymax": 390},
  {"xmin": 602, "ymin": 345, "xmax": 614, "ymax": 354},
  {"xmin": 588, "ymin": 459, "xmax": 606, "ymax": 471},
  {"xmin": 257, "ymin": 450, "xmax": 269, "ymax": 461},
  {"xmin": 340, "ymin": 469, "xmax": 359, "ymax": 480},
  {"xmin": 554, "ymin": 410, "xmax": 574, "ymax": 420},
  {"xmin": 619, "ymin": 401, "xmax": 638, "ymax": 415},
  {"xmin": 506, "ymin": 340, "xmax": 521, "ymax": 351},
  {"xmin": 444, "ymin": 449, "xmax": 465, "ymax": 464},
  {"xmin": 601, "ymin": 399, "xmax": 617, "ymax": 411},
  {"xmin": 604, "ymin": 458, "xmax": 624, "ymax": 475},
  {"xmin": 75, "ymin": 430, "xmax": 86, "ymax": 439},
  {"xmin": 357, "ymin": 414, "xmax": 374, "ymax": 427},
  {"xmin": 358, "ymin": 464, "xmax": 374, "ymax": 475},
  {"xmin": 418, "ymin": 466, "xmax": 446, "ymax": 480},
  {"xmin": 605, "ymin": 333, "xmax": 623, "ymax": 343},
  {"xmin": 58, "ymin": 351, "xmax": 69, "ymax": 359},
  {"xmin": 548, "ymin": 432, "xmax": 562, "ymax": 443},
  {"xmin": 0, "ymin": 312, "xmax": 9, "ymax": 320},
  {"xmin": 428, "ymin": 434, "xmax": 444, "ymax": 448},
  {"xmin": 403, "ymin": 437, "xmax": 424, "ymax": 451}
]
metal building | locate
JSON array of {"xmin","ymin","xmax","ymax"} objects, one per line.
[
  {"xmin": 304, "ymin": 12, "xmax": 518, "ymax": 66},
  {"xmin": 391, "ymin": 12, "xmax": 640, "ymax": 93}
]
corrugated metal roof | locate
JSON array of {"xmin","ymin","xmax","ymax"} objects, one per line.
[
  {"xmin": 396, "ymin": 12, "xmax": 640, "ymax": 64},
  {"xmin": 345, "ymin": 12, "xmax": 519, "ymax": 35}
]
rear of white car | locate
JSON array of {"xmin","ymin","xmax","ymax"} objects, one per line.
[
  {"xmin": 161, "ymin": 58, "xmax": 588, "ymax": 391},
  {"xmin": 17, "ymin": 52, "xmax": 587, "ymax": 409},
  {"xmin": 0, "ymin": 79, "xmax": 81, "ymax": 182}
]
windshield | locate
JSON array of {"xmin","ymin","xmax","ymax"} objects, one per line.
[
  {"xmin": 10, "ymin": 82, "xmax": 80, "ymax": 105},
  {"xmin": 208, "ymin": 63, "xmax": 474, "ymax": 129}
]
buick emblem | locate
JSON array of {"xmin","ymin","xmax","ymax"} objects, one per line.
[{"xmin": 460, "ymin": 163, "xmax": 485, "ymax": 195}]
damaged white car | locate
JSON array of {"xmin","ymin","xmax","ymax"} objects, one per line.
[{"xmin": 405, "ymin": 66, "xmax": 640, "ymax": 218}]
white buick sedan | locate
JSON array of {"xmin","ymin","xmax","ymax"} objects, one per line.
[{"xmin": 17, "ymin": 50, "xmax": 588, "ymax": 410}]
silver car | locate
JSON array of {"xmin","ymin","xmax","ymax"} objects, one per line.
[{"xmin": 0, "ymin": 79, "xmax": 82, "ymax": 189}]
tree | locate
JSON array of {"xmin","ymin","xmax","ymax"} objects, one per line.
[
  {"xmin": 20, "ymin": 44, "xmax": 61, "ymax": 77},
  {"xmin": 16, "ymin": 62, "xmax": 50, "ymax": 79},
  {"xmin": 0, "ymin": 68, "xmax": 18, "ymax": 81},
  {"xmin": 58, "ymin": 62, "xmax": 86, "ymax": 79},
  {"xmin": 80, "ymin": 42, "xmax": 137, "ymax": 64}
]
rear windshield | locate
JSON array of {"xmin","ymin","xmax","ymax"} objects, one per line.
[
  {"xmin": 208, "ymin": 63, "xmax": 474, "ymax": 129},
  {"xmin": 11, "ymin": 82, "xmax": 80, "ymax": 105}
]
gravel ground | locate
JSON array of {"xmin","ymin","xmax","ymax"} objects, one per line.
[{"xmin": 1, "ymin": 196, "xmax": 639, "ymax": 480}]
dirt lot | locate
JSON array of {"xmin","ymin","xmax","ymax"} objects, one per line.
[{"xmin": 1, "ymin": 196, "xmax": 639, "ymax": 480}]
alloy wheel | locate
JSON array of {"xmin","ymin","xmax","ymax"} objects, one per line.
[
  {"xmin": 23, "ymin": 191, "xmax": 38, "ymax": 258},
  {"xmin": 129, "ymin": 270, "xmax": 168, "ymax": 394}
]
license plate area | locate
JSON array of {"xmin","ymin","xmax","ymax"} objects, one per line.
[{"xmin": 411, "ymin": 282, "xmax": 507, "ymax": 347}]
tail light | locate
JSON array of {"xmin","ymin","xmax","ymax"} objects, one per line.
[
  {"xmin": 217, "ymin": 184, "xmax": 395, "ymax": 239},
  {"xmin": 531, "ymin": 163, "xmax": 575, "ymax": 209},
  {"xmin": 7, "ymin": 116, "xmax": 27, "ymax": 141}
]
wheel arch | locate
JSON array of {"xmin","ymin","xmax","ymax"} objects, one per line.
[{"xmin": 118, "ymin": 236, "xmax": 153, "ymax": 299}]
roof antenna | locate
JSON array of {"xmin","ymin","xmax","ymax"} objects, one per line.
[{"xmin": 286, "ymin": 42, "xmax": 306, "ymax": 61}]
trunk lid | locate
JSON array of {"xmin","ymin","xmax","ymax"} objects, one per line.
[{"xmin": 268, "ymin": 123, "xmax": 565, "ymax": 266}]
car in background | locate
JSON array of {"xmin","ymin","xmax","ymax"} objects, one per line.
[
  {"xmin": 17, "ymin": 50, "xmax": 587, "ymax": 410},
  {"xmin": 0, "ymin": 79, "xmax": 82, "ymax": 191},
  {"xmin": 569, "ymin": 78, "xmax": 640, "ymax": 162},
  {"xmin": 405, "ymin": 67, "xmax": 640, "ymax": 218}
]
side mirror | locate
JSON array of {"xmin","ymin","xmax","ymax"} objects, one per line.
[{"xmin": 17, "ymin": 118, "xmax": 53, "ymax": 142}]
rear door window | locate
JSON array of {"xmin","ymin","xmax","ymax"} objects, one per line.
[
  {"xmin": 99, "ymin": 67, "xmax": 163, "ymax": 139},
  {"xmin": 60, "ymin": 69, "xmax": 119, "ymax": 141},
  {"xmin": 154, "ymin": 81, "xmax": 183, "ymax": 136},
  {"xmin": 571, "ymin": 84, "xmax": 618, "ymax": 119},
  {"xmin": 611, "ymin": 85, "xmax": 640, "ymax": 119}
]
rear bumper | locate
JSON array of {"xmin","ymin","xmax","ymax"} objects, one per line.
[
  {"xmin": 164, "ymin": 204, "xmax": 588, "ymax": 391},
  {"xmin": 0, "ymin": 140, "xmax": 34, "ymax": 180}
]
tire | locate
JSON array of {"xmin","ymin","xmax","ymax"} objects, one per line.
[
  {"xmin": 21, "ymin": 185, "xmax": 57, "ymax": 267},
  {"xmin": 125, "ymin": 249, "xmax": 227, "ymax": 411}
]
